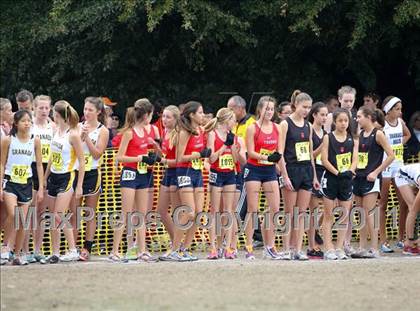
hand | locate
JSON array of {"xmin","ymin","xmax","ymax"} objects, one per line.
[
  {"xmin": 224, "ymin": 132, "xmax": 234, "ymax": 146},
  {"xmin": 283, "ymin": 176, "xmax": 295, "ymax": 192},
  {"xmin": 80, "ymin": 125, "xmax": 88, "ymax": 141},
  {"xmin": 199, "ymin": 147, "xmax": 211, "ymax": 158},
  {"xmin": 367, "ymin": 171, "xmax": 377, "ymax": 182},
  {"xmin": 148, "ymin": 152, "xmax": 161, "ymax": 163},
  {"xmin": 142, "ymin": 154, "xmax": 156, "ymax": 165},
  {"xmin": 267, "ymin": 152, "xmax": 282, "ymax": 163},
  {"xmin": 37, "ymin": 190, "xmax": 44, "ymax": 203},
  {"xmin": 75, "ymin": 186, "xmax": 83, "ymax": 199},
  {"xmin": 313, "ymin": 178, "xmax": 320, "ymax": 190}
]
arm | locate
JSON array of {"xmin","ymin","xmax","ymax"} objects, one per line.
[
  {"xmin": 232, "ymin": 136, "xmax": 247, "ymax": 166},
  {"xmin": 321, "ymin": 135, "xmax": 339, "ymax": 176},
  {"xmin": 367, "ymin": 131, "xmax": 395, "ymax": 181},
  {"xmin": 246, "ymin": 124, "xmax": 266, "ymax": 161},
  {"xmin": 324, "ymin": 113, "xmax": 333, "ymax": 133},
  {"xmin": 350, "ymin": 138, "xmax": 358, "ymax": 174},
  {"xmin": 85, "ymin": 126, "xmax": 109, "ymax": 160},
  {"xmin": 278, "ymin": 120, "xmax": 294, "ymax": 190},
  {"xmin": 401, "ymin": 119, "xmax": 411, "ymax": 144},
  {"xmin": 70, "ymin": 131, "xmax": 85, "ymax": 199},
  {"xmin": 309, "ymin": 125, "xmax": 319, "ymax": 188},
  {"xmin": 0, "ymin": 137, "xmax": 10, "ymax": 201},
  {"xmin": 208, "ymin": 131, "xmax": 227, "ymax": 164},
  {"xmin": 34, "ymin": 137, "xmax": 44, "ymax": 202}
]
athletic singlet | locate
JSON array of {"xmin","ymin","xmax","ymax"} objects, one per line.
[
  {"xmin": 31, "ymin": 121, "xmax": 54, "ymax": 163},
  {"xmin": 399, "ymin": 164, "xmax": 420, "ymax": 189},
  {"xmin": 5, "ymin": 135, "xmax": 35, "ymax": 184},
  {"xmin": 176, "ymin": 128, "xmax": 205, "ymax": 170},
  {"xmin": 284, "ymin": 117, "xmax": 311, "ymax": 165},
  {"xmin": 211, "ymin": 131, "xmax": 235, "ymax": 172},
  {"xmin": 123, "ymin": 128, "xmax": 149, "ymax": 173},
  {"xmin": 76, "ymin": 122, "xmax": 104, "ymax": 171},
  {"xmin": 312, "ymin": 127, "xmax": 324, "ymax": 167},
  {"xmin": 50, "ymin": 129, "xmax": 77, "ymax": 174},
  {"xmin": 161, "ymin": 130, "xmax": 176, "ymax": 168},
  {"xmin": 383, "ymin": 118, "xmax": 404, "ymax": 165},
  {"xmin": 247, "ymin": 122, "xmax": 279, "ymax": 166},
  {"xmin": 327, "ymin": 132, "xmax": 354, "ymax": 173},
  {"xmin": 356, "ymin": 129, "xmax": 384, "ymax": 177}
]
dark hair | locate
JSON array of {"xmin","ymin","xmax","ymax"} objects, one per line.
[
  {"xmin": 364, "ymin": 91, "xmax": 381, "ymax": 103},
  {"xmin": 277, "ymin": 101, "xmax": 291, "ymax": 114},
  {"xmin": 375, "ymin": 108, "xmax": 385, "ymax": 128},
  {"xmin": 358, "ymin": 106, "xmax": 377, "ymax": 122},
  {"xmin": 10, "ymin": 110, "xmax": 32, "ymax": 136},
  {"xmin": 153, "ymin": 98, "xmax": 167, "ymax": 114},
  {"xmin": 381, "ymin": 95, "xmax": 401, "ymax": 113},
  {"xmin": 180, "ymin": 101, "xmax": 202, "ymax": 135},
  {"xmin": 85, "ymin": 96, "xmax": 106, "ymax": 125},
  {"xmin": 308, "ymin": 102, "xmax": 327, "ymax": 123},
  {"xmin": 325, "ymin": 95, "xmax": 338, "ymax": 104},
  {"xmin": 332, "ymin": 108, "xmax": 352, "ymax": 136},
  {"xmin": 16, "ymin": 89, "xmax": 34, "ymax": 103}
]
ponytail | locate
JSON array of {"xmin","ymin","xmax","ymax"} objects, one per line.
[
  {"xmin": 54, "ymin": 100, "xmax": 79, "ymax": 129},
  {"xmin": 179, "ymin": 101, "xmax": 202, "ymax": 135}
]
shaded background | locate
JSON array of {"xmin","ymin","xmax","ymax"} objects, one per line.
[{"xmin": 1, "ymin": 0, "xmax": 419, "ymax": 118}]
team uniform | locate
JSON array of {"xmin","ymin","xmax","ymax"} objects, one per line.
[
  {"xmin": 209, "ymin": 132, "xmax": 236, "ymax": 187},
  {"xmin": 72, "ymin": 122, "xmax": 103, "ymax": 196},
  {"xmin": 120, "ymin": 128, "xmax": 150, "ymax": 190},
  {"xmin": 283, "ymin": 118, "xmax": 313, "ymax": 191},
  {"xmin": 320, "ymin": 132, "xmax": 354, "ymax": 201},
  {"xmin": 176, "ymin": 128, "xmax": 206, "ymax": 189},
  {"xmin": 312, "ymin": 128, "xmax": 325, "ymax": 197},
  {"xmin": 244, "ymin": 122, "xmax": 278, "ymax": 183},
  {"xmin": 353, "ymin": 129, "xmax": 383, "ymax": 196},
  {"xmin": 395, "ymin": 164, "xmax": 420, "ymax": 188},
  {"xmin": 160, "ymin": 130, "xmax": 177, "ymax": 187},
  {"xmin": 233, "ymin": 114, "xmax": 255, "ymax": 140},
  {"xmin": 47, "ymin": 130, "xmax": 77, "ymax": 197},
  {"xmin": 31, "ymin": 122, "xmax": 53, "ymax": 191},
  {"xmin": 382, "ymin": 118, "xmax": 405, "ymax": 178},
  {"xmin": 145, "ymin": 125, "xmax": 158, "ymax": 188},
  {"xmin": 3, "ymin": 135, "xmax": 36, "ymax": 203}
]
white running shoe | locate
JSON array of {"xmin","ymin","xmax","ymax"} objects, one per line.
[
  {"xmin": 60, "ymin": 250, "xmax": 79, "ymax": 262},
  {"xmin": 335, "ymin": 249, "xmax": 348, "ymax": 260},
  {"xmin": 324, "ymin": 249, "xmax": 338, "ymax": 260}
]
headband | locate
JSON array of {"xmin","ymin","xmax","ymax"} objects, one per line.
[{"xmin": 383, "ymin": 97, "xmax": 401, "ymax": 114}]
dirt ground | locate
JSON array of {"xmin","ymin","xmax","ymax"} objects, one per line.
[{"xmin": 1, "ymin": 250, "xmax": 419, "ymax": 311}]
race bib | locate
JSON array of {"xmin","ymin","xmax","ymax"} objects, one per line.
[
  {"xmin": 177, "ymin": 176, "xmax": 191, "ymax": 187},
  {"xmin": 41, "ymin": 143, "xmax": 50, "ymax": 162},
  {"xmin": 392, "ymin": 144, "xmax": 404, "ymax": 162},
  {"xmin": 219, "ymin": 154, "xmax": 234, "ymax": 170},
  {"xmin": 52, "ymin": 151, "xmax": 63, "ymax": 172},
  {"xmin": 191, "ymin": 158, "xmax": 203, "ymax": 170},
  {"xmin": 84, "ymin": 153, "xmax": 93, "ymax": 171},
  {"xmin": 121, "ymin": 169, "xmax": 136, "ymax": 181},
  {"xmin": 295, "ymin": 142, "xmax": 310, "ymax": 162},
  {"xmin": 209, "ymin": 172, "xmax": 217, "ymax": 184},
  {"xmin": 316, "ymin": 154, "xmax": 322, "ymax": 166},
  {"xmin": 336, "ymin": 152, "xmax": 351, "ymax": 173},
  {"xmin": 258, "ymin": 148, "xmax": 272, "ymax": 165},
  {"xmin": 11, "ymin": 165, "xmax": 29, "ymax": 184},
  {"xmin": 137, "ymin": 162, "xmax": 148, "ymax": 174},
  {"xmin": 357, "ymin": 152, "xmax": 368, "ymax": 169}
]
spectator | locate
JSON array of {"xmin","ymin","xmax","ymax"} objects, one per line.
[
  {"xmin": 0, "ymin": 98, "xmax": 13, "ymax": 137},
  {"xmin": 101, "ymin": 96, "xmax": 117, "ymax": 147},
  {"xmin": 363, "ymin": 91, "xmax": 381, "ymax": 110},
  {"xmin": 227, "ymin": 95, "xmax": 255, "ymax": 140},
  {"xmin": 276, "ymin": 101, "xmax": 292, "ymax": 122},
  {"xmin": 15, "ymin": 89, "xmax": 34, "ymax": 112},
  {"xmin": 325, "ymin": 95, "xmax": 339, "ymax": 114},
  {"xmin": 406, "ymin": 111, "xmax": 420, "ymax": 157},
  {"xmin": 153, "ymin": 98, "xmax": 167, "ymax": 138}
]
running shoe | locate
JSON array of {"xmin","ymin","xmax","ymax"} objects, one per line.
[
  {"xmin": 324, "ymin": 249, "xmax": 338, "ymax": 260},
  {"xmin": 294, "ymin": 251, "xmax": 309, "ymax": 261},
  {"xmin": 125, "ymin": 246, "xmax": 139, "ymax": 260},
  {"xmin": 380, "ymin": 242, "xmax": 394, "ymax": 253},
  {"xmin": 25, "ymin": 253, "xmax": 37, "ymax": 264},
  {"xmin": 335, "ymin": 249, "xmax": 348, "ymax": 260},
  {"xmin": 252, "ymin": 240, "xmax": 264, "ymax": 249},
  {"xmin": 47, "ymin": 255, "xmax": 60, "ymax": 264},
  {"xmin": 366, "ymin": 249, "xmax": 381, "ymax": 258},
  {"xmin": 344, "ymin": 244, "xmax": 356, "ymax": 257},
  {"xmin": 0, "ymin": 258, "xmax": 7, "ymax": 265},
  {"xmin": 108, "ymin": 253, "xmax": 124, "ymax": 263},
  {"xmin": 263, "ymin": 246, "xmax": 282, "ymax": 260},
  {"xmin": 395, "ymin": 240, "xmax": 404, "ymax": 249},
  {"xmin": 0, "ymin": 251, "xmax": 10, "ymax": 262},
  {"xmin": 351, "ymin": 249, "xmax": 368, "ymax": 259},
  {"xmin": 180, "ymin": 249, "xmax": 198, "ymax": 261},
  {"xmin": 12, "ymin": 256, "xmax": 28, "ymax": 266},
  {"xmin": 307, "ymin": 248, "xmax": 324, "ymax": 259},
  {"xmin": 34, "ymin": 252, "xmax": 47, "ymax": 263},
  {"xmin": 207, "ymin": 249, "xmax": 218, "ymax": 260},
  {"xmin": 245, "ymin": 245, "xmax": 255, "ymax": 260},
  {"xmin": 60, "ymin": 250, "xmax": 79, "ymax": 262},
  {"xmin": 279, "ymin": 250, "xmax": 293, "ymax": 261},
  {"xmin": 224, "ymin": 248, "xmax": 235, "ymax": 260},
  {"xmin": 217, "ymin": 248, "xmax": 224, "ymax": 259},
  {"xmin": 137, "ymin": 252, "xmax": 158, "ymax": 262},
  {"xmin": 402, "ymin": 245, "xmax": 419, "ymax": 255},
  {"xmin": 160, "ymin": 251, "xmax": 189, "ymax": 262}
]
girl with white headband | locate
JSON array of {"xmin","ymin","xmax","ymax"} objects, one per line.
[{"xmin": 378, "ymin": 96, "xmax": 411, "ymax": 253}]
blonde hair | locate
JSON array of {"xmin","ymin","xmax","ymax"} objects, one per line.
[
  {"xmin": 203, "ymin": 107, "xmax": 235, "ymax": 132},
  {"xmin": 34, "ymin": 95, "xmax": 52, "ymax": 108},
  {"xmin": 164, "ymin": 105, "xmax": 181, "ymax": 148},
  {"xmin": 53, "ymin": 100, "xmax": 79, "ymax": 129},
  {"xmin": 256, "ymin": 96, "xmax": 277, "ymax": 119},
  {"xmin": 0, "ymin": 98, "xmax": 12, "ymax": 111},
  {"xmin": 290, "ymin": 90, "xmax": 312, "ymax": 110},
  {"xmin": 338, "ymin": 85, "xmax": 356, "ymax": 99}
]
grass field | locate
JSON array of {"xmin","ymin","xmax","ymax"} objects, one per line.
[{"xmin": 1, "ymin": 250, "xmax": 419, "ymax": 311}]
